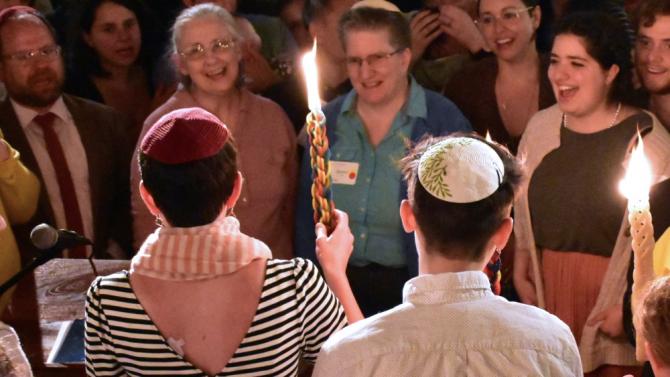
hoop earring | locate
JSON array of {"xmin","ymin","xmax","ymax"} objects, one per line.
[{"xmin": 155, "ymin": 216, "xmax": 163, "ymax": 227}]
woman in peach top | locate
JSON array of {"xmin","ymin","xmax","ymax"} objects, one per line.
[{"xmin": 130, "ymin": 3, "xmax": 297, "ymax": 259}]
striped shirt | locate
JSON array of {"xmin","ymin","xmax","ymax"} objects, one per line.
[{"xmin": 85, "ymin": 258, "xmax": 347, "ymax": 376}]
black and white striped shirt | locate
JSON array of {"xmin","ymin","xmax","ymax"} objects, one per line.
[{"xmin": 85, "ymin": 258, "xmax": 347, "ymax": 376}]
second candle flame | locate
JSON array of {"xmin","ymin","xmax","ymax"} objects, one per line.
[{"xmin": 619, "ymin": 131, "xmax": 653, "ymax": 211}]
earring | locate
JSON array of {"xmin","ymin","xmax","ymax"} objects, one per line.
[
  {"xmin": 155, "ymin": 216, "xmax": 163, "ymax": 227},
  {"xmin": 226, "ymin": 207, "xmax": 236, "ymax": 218}
]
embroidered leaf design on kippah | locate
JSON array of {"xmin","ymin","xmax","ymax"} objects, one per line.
[
  {"xmin": 422, "ymin": 148, "xmax": 451, "ymax": 198},
  {"xmin": 421, "ymin": 138, "xmax": 473, "ymax": 200}
]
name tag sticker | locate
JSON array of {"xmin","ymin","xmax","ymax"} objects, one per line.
[{"xmin": 331, "ymin": 161, "xmax": 359, "ymax": 185}]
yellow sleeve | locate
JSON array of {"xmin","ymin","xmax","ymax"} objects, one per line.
[
  {"xmin": 0, "ymin": 137, "xmax": 40, "ymax": 224},
  {"xmin": 654, "ymin": 227, "xmax": 670, "ymax": 277}
]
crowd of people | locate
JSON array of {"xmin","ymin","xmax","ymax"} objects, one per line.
[{"xmin": 0, "ymin": 0, "xmax": 670, "ymax": 376}]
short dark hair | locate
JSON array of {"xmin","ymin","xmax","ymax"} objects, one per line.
[
  {"xmin": 139, "ymin": 141, "xmax": 238, "ymax": 227},
  {"xmin": 338, "ymin": 6, "xmax": 411, "ymax": 52},
  {"xmin": 399, "ymin": 134, "xmax": 522, "ymax": 261},
  {"xmin": 67, "ymin": 0, "xmax": 158, "ymax": 79},
  {"xmin": 635, "ymin": 0, "xmax": 670, "ymax": 31},
  {"xmin": 553, "ymin": 11, "xmax": 636, "ymax": 106}
]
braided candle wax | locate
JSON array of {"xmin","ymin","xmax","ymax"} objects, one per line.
[
  {"xmin": 302, "ymin": 43, "xmax": 335, "ymax": 232},
  {"xmin": 619, "ymin": 132, "xmax": 655, "ymax": 362}
]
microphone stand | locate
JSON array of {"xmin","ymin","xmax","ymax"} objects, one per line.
[{"xmin": 0, "ymin": 246, "xmax": 63, "ymax": 296}]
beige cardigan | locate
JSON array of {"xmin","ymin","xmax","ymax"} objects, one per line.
[{"xmin": 514, "ymin": 104, "xmax": 670, "ymax": 372}]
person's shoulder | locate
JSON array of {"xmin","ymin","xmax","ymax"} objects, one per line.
[
  {"xmin": 323, "ymin": 93, "xmax": 348, "ymax": 113},
  {"xmin": 266, "ymin": 258, "xmax": 317, "ymax": 278},
  {"xmin": 88, "ymin": 271, "xmax": 131, "ymax": 295},
  {"xmin": 493, "ymin": 299, "xmax": 577, "ymax": 346},
  {"xmin": 522, "ymin": 104, "xmax": 562, "ymax": 142},
  {"xmin": 63, "ymin": 94, "xmax": 117, "ymax": 116},
  {"xmin": 244, "ymin": 90, "xmax": 291, "ymax": 120},
  {"xmin": 318, "ymin": 304, "xmax": 410, "ymax": 363}
]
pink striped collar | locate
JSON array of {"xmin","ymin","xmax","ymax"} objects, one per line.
[{"xmin": 130, "ymin": 216, "xmax": 272, "ymax": 280}]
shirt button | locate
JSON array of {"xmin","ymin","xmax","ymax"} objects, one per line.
[
  {"xmin": 360, "ymin": 233, "xmax": 366, "ymax": 239},
  {"xmin": 365, "ymin": 178, "xmax": 371, "ymax": 183}
]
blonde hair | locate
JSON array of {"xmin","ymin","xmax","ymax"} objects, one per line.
[{"xmin": 641, "ymin": 276, "xmax": 670, "ymax": 366}]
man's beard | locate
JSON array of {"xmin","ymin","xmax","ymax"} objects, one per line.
[{"xmin": 8, "ymin": 68, "xmax": 63, "ymax": 108}]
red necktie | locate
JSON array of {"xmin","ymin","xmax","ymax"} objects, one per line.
[{"xmin": 33, "ymin": 112, "xmax": 87, "ymax": 258}]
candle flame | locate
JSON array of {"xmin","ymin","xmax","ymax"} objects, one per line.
[
  {"xmin": 619, "ymin": 131, "xmax": 652, "ymax": 210},
  {"xmin": 485, "ymin": 131, "xmax": 492, "ymax": 142},
  {"xmin": 302, "ymin": 40, "xmax": 321, "ymax": 113}
]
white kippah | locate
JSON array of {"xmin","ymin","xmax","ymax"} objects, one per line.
[
  {"xmin": 352, "ymin": 0, "xmax": 401, "ymax": 12},
  {"xmin": 418, "ymin": 137, "xmax": 505, "ymax": 203}
]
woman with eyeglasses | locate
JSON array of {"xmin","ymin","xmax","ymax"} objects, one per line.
[
  {"xmin": 130, "ymin": 3, "xmax": 298, "ymax": 259},
  {"xmin": 443, "ymin": 0, "xmax": 554, "ymax": 154},
  {"xmin": 513, "ymin": 11, "xmax": 670, "ymax": 376},
  {"xmin": 295, "ymin": 1, "xmax": 471, "ymax": 317},
  {"xmin": 65, "ymin": 0, "xmax": 174, "ymax": 140}
]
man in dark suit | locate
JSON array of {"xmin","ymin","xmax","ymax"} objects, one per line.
[
  {"xmin": 0, "ymin": 6, "xmax": 132, "ymax": 261},
  {"xmin": 0, "ymin": 6, "xmax": 133, "ymax": 373}
]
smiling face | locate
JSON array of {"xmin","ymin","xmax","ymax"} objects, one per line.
[
  {"xmin": 176, "ymin": 16, "xmax": 241, "ymax": 96},
  {"xmin": 477, "ymin": 0, "xmax": 539, "ymax": 63},
  {"xmin": 83, "ymin": 1, "xmax": 141, "ymax": 70},
  {"xmin": 548, "ymin": 33, "xmax": 619, "ymax": 117},
  {"xmin": 344, "ymin": 28, "xmax": 411, "ymax": 107},
  {"xmin": 636, "ymin": 15, "xmax": 670, "ymax": 95},
  {"xmin": 0, "ymin": 17, "xmax": 64, "ymax": 110}
]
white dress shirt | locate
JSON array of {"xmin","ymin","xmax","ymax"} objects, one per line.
[
  {"xmin": 314, "ymin": 271, "xmax": 583, "ymax": 377},
  {"xmin": 12, "ymin": 98, "xmax": 94, "ymax": 255}
]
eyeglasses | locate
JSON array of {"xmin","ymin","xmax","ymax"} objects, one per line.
[
  {"xmin": 345, "ymin": 49, "xmax": 404, "ymax": 69},
  {"xmin": 178, "ymin": 39, "xmax": 236, "ymax": 61},
  {"xmin": 476, "ymin": 6, "xmax": 535, "ymax": 28},
  {"xmin": 3, "ymin": 45, "xmax": 61, "ymax": 64}
]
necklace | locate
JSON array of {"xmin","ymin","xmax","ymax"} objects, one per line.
[{"xmin": 562, "ymin": 102, "xmax": 622, "ymax": 130}]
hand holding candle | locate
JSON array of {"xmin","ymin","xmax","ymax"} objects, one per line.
[
  {"xmin": 619, "ymin": 132, "xmax": 655, "ymax": 361},
  {"xmin": 302, "ymin": 42, "xmax": 335, "ymax": 232}
]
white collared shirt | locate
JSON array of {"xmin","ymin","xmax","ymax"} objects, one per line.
[
  {"xmin": 12, "ymin": 97, "xmax": 94, "ymax": 255},
  {"xmin": 314, "ymin": 271, "xmax": 583, "ymax": 377}
]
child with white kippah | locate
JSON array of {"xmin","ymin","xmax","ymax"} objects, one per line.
[{"xmin": 313, "ymin": 134, "xmax": 583, "ymax": 377}]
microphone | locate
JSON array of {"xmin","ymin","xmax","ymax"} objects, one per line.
[
  {"xmin": 0, "ymin": 224, "xmax": 92, "ymax": 295},
  {"xmin": 30, "ymin": 223, "xmax": 91, "ymax": 251}
]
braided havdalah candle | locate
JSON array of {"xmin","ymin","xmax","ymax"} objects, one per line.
[{"xmin": 303, "ymin": 42, "xmax": 335, "ymax": 232}]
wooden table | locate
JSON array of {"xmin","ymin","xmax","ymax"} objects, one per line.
[{"xmin": 2, "ymin": 259, "xmax": 129, "ymax": 377}]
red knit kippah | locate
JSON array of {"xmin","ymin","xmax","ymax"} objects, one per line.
[{"xmin": 141, "ymin": 107, "xmax": 230, "ymax": 164}]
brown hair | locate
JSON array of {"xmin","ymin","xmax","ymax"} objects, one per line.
[
  {"xmin": 338, "ymin": 6, "xmax": 411, "ymax": 52},
  {"xmin": 399, "ymin": 134, "xmax": 522, "ymax": 261},
  {"xmin": 641, "ymin": 276, "xmax": 670, "ymax": 366},
  {"xmin": 635, "ymin": 0, "xmax": 670, "ymax": 30}
]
